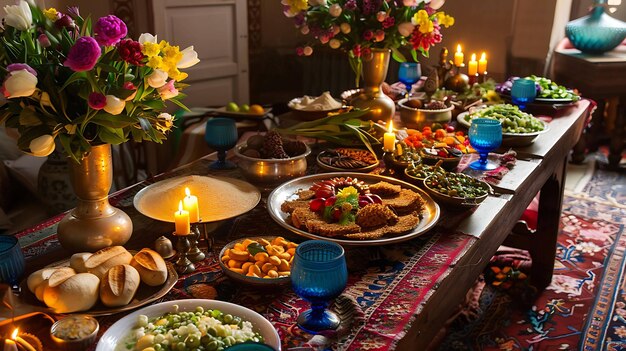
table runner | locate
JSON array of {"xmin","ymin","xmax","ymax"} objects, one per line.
[{"xmin": 16, "ymin": 158, "xmax": 477, "ymax": 351}]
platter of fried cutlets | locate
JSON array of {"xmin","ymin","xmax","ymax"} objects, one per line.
[{"xmin": 268, "ymin": 173, "xmax": 441, "ymax": 246}]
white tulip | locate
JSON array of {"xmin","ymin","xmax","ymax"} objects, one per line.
[
  {"xmin": 104, "ymin": 95, "xmax": 125, "ymax": 115},
  {"xmin": 3, "ymin": 0, "xmax": 32, "ymax": 31},
  {"xmin": 177, "ymin": 46, "xmax": 200, "ymax": 69},
  {"xmin": 398, "ymin": 22, "xmax": 415, "ymax": 37},
  {"xmin": 138, "ymin": 33, "xmax": 158, "ymax": 44},
  {"xmin": 309, "ymin": 0, "xmax": 326, "ymax": 5},
  {"xmin": 29, "ymin": 134, "xmax": 55, "ymax": 157},
  {"xmin": 146, "ymin": 69, "xmax": 168, "ymax": 88},
  {"xmin": 3, "ymin": 69, "xmax": 37, "ymax": 98},
  {"xmin": 429, "ymin": 0, "xmax": 446, "ymax": 10}
]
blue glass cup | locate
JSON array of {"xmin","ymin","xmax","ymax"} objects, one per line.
[
  {"xmin": 511, "ymin": 78, "xmax": 537, "ymax": 110},
  {"xmin": 0, "ymin": 236, "xmax": 25, "ymax": 287},
  {"xmin": 469, "ymin": 118, "xmax": 503, "ymax": 171},
  {"xmin": 205, "ymin": 117, "xmax": 238, "ymax": 170},
  {"xmin": 291, "ymin": 240, "xmax": 348, "ymax": 333},
  {"xmin": 398, "ymin": 62, "xmax": 421, "ymax": 98}
]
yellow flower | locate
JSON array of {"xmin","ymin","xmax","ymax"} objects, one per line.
[
  {"xmin": 419, "ymin": 19, "xmax": 434, "ymax": 34},
  {"xmin": 162, "ymin": 44, "xmax": 183, "ymax": 68},
  {"xmin": 168, "ymin": 67, "xmax": 188, "ymax": 81},
  {"xmin": 283, "ymin": 0, "xmax": 308, "ymax": 16},
  {"xmin": 413, "ymin": 10, "xmax": 434, "ymax": 34},
  {"xmin": 337, "ymin": 186, "xmax": 358, "ymax": 198},
  {"xmin": 142, "ymin": 42, "xmax": 161, "ymax": 57},
  {"xmin": 159, "ymin": 40, "xmax": 168, "ymax": 49},
  {"xmin": 43, "ymin": 8, "xmax": 58, "ymax": 21},
  {"xmin": 147, "ymin": 55, "xmax": 164, "ymax": 69},
  {"xmin": 436, "ymin": 12, "xmax": 455, "ymax": 28}
]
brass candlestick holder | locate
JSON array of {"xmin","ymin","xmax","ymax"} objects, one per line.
[
  {"xmin": 174, "ymin": 232, "xmax": 195, "ymax": 274},
  {"xmin": 480, "ymin": 71, "xmax": 488, "ymax": 83},
  {"xmin": 188, "ymin": 222, "xmax": 206, "ymax": 263}
]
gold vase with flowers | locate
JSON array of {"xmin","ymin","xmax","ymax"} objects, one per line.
[{"xmin": 0, "ymin": 2, "xmax": 198, "ymax": 252}]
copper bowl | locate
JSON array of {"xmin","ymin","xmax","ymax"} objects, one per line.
[
  {"xmin": 234, "ymin": 143, "xmax": 311, "ymax": 188},
  {"xmin": 398, "ymin": 98, "xmax": 454, "ymax": 129}
]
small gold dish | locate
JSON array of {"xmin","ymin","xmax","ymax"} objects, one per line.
[{"xmin": 50, "ymin": 315, "xmax": 99, "ymax": 351}]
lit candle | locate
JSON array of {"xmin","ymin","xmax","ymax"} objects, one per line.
[
  {"xmin": 174, "ymin": 201, "xmax": 190, "ymax": 235},
  {"xmin": 454, "ymin": 44, "xmax": 464, "ymax": 67},
  {"xmin": 478, "ymin": 52, "xmax": 488, "ymax": 74},
  {"xmin": 383, "ymin": 120, "xmax": 396, "ymax": 152},
  {"xmin": 10, "ymin": 330, "xmax": 35, "ymax": 351},
  {"xmin": 182, "ymin": 187, "xmax": 199, "ymax": 223},
  {"xmin": 4, "ymin": 339, "xmax": 17, "ymax": 351},
  {"xmin": 468, "ymin": 53, "xmax": 478, "ymax": 76}
]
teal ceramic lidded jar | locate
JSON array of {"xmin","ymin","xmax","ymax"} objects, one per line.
[{"xmin": 565, "ymin": 0, "xmax": 626, "ymax": 54}]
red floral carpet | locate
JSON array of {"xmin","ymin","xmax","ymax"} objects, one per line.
[{"xmin": 437, "ymin": 168, "xmax": 626, "ymax": 351}]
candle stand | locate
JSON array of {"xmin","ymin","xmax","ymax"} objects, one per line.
[
  {"xmin": 480, "ymin": 71, "xmax": 488, "ymax": 83},
  {"xmin": 188, "ymin": 223, "xmax": 206, "ymax": 263},
  {"xmin": 444, "ymin": 65, "xmax": 469, "ymax": 93},
  {"xmin": 469, "ymin": 73, "xmax": 479, "ymax": 85},
  {"xmin": 174, "ymin": 232, "xmax": 195, "ymax": 274}
]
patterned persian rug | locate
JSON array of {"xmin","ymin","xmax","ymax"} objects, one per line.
[{"xmin": 437, "ymin": 168, "xmax": 626, "ymax": 351}]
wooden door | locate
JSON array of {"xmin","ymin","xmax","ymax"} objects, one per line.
[{"xmin": 150, "ymin": 0, "xmax": 250, "ymax": 106}]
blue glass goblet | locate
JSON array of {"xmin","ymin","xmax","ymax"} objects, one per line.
[
  {"xmin": 511, "ymin": 78, "xmax": 537, "ymax": 111},
  {"xmin": 205, "ymin": 117, "xmax": 238, "ymax": 170},
  {"xmin": 0, "ymin": 236, "xmax": 25, "ymax": 288},
  {"xmin": 398, "ymin": 62, "xmax": 421, "ymax": 99},
  {"xmin": 469, "ymin": 118, "xmax": 503, "ymax": 171},
  {"xmin": 291, "ymin": 240, "xmax": 348, "ymax": 333}
]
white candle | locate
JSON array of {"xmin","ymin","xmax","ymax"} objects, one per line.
[
  {"xmin": 383, "ymin": 120, "xmax": 396, "ymax": 152},
  {"xmin": 4, "ymin": 339, "xmax": 17, "ymax": 351},
  {"xmin": 468, "ymin": 53, "xmax": 478, "ymax": 76},
  {"xmin": 478, "ymin": 52, "xmax": 488, "ymax": 74},
  {"xmin": 183, "ymin": 187, "xmax": 200, "ymax": 223},
  {"xmin": 174, "ymin": 201, "xmax": 190, "ymax": 235},
  {"xmin": 454, "ymin": 44, "xmax": 464, "ymax": 67}
]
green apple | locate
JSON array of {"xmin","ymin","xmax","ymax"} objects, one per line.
[
  {"xmin": 226, "ymin": 102, "xmax": 239, "ymax": 112},
  {"xmin": 240, "ymin": 104, "xmax": 250, "ymax": 113}
]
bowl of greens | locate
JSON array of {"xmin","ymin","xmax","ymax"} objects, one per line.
[
  {"xmin": 457, "ymin": 104, "xmax": 549, "ymax": 146},
  {"xmin": 496, "ymin": 76, "xmax": 580, "ymax": 103},
  {"xmin": 423, "ymin": 172, "xmax": 491, "ymax": 208}
]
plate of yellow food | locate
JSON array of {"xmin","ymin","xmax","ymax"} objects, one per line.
[{"xmin": 267, "ymin": 173, "xmax": 440, "ymax": 246}]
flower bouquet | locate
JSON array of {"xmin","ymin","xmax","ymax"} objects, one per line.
[
  {"xmin": 282, "ymin": 0, "xmax": 454, "ymax": 83},
  {"xmin": 0, "ymin": 1, "xmax": 199, "ymax": 163}
]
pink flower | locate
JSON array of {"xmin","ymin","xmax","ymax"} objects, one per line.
[
  {"xmin": 158, "ymin": 80, "xmax": 179, "ymax": 100},
  {"xmin": 64, "ymin": 36, "xmax": 101, "ymax": 71},
  {"xmin": 37, "ymin": 34, "xmax": 51, "ymax": 48},
  {"xmin": 88, "ymin": 92, "xmax": 106, "ymax": 110},
  {"xmin": 296, "ymin": 47, "xmax": 305, "ymax": 56},
  {"xmin": 363, "ymin": 30, "xmax": 374, "ymax": 41},
  {"xmin": 55, "ymin": 14, "xmax": 75, "ymax": 29},
  {"xmin": 122, "ymin": 82, "xmax": 137, "ymax": 101},
  {"xmin": 382, "ymin": 16, "xmax": 395, "ymax": 29},
  {"xmin": 94, "ymin": 15, "xmax": 127, "ymax": 46},
  {"xmin": 7, "ymin": 63, "xmax": 37, "ymax": 76}
]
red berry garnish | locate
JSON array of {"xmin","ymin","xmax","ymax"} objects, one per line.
[{"xmin": 309, "ymin": 198, "xmax": 325, "ymax": 212}]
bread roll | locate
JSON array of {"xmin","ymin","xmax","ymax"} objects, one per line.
[
  {"xmin": 70, "ymin": 252, "xmax": 93, "ymax": 273},
  {"xmin": 99, "ymin": 264, "xmax": 140, "ymax": 307},
  {"xmin": 27, "ymin": 267, "xmax": 56, "ymax": 294},
  {"xmin": 130, "ymin": 248, "xmax": 168, "ymax": 286},
  {"xmin": 35, "ymin": 279, "xmax": 49, "ymax": 302},
  {"xmin": 85, "ymin": 246, "xmax": 132, "ymax": 279},
  {"xmin": 43, "ymin": 273, "xmax": 100, "ymax": 313},
  {"xmin": 47, "ymin": 267, "xmax": 76, "ymax": 287}
]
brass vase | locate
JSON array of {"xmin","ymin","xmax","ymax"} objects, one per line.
[
  {"xmin": 57, "ymin": 144, "xmax": 133, "ymax": 253},
  {"xmin": 351, "ymin": 48, "xmax": 396, "ymax": 121}
]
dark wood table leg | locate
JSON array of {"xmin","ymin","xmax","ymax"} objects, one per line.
[
  {"xmin": 587, "ymin": 98, "xmax": 605, "ymax": 153},
  {"xmin": 530, "ymin": 157, "xmax": 567, "ymax": 291},
  {"xmin": 608, "ymin": 98, "xmax": 624, "ymax": 170}
]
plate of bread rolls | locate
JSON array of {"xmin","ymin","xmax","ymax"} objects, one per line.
[{"xmin": 22, "ymin": 246, "xmax": 177, "ymax": 315}]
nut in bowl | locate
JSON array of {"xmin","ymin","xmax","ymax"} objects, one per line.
[
  {"xmin": 288, "ymin": 91, "xmax": 344, "ymax": 120},
  {"xmin": 419, "ymin": 146, "xmax": 463, "ymax": 171},
  {"xmin": 50, "ymin": 315, "xmax": 99, "ymax": 351},
  {"xmin": 219, "ymin": 236, "xmax": 298, "ymax": 287},
  {"xmin": 423, "ymin": 172, "xmax": 491, "ymax": 208},
  {"xmin": 398, "ymin": 98, "xmax": 454, "ymax": 129},
  {"xmin": 234, "ymin": 132, "xmax": 311, "ymax": 188}
]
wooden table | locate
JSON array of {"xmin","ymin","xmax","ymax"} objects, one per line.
[
  {"xmin": 15, "ymin": 100, "xmax": 591, "ymax": 350},
  {"xmin": 553, "ymin": 48, "xmax": 626, "ymax": 169}
]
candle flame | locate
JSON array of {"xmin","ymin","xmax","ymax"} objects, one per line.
[
  {"xmin": 471, "ymin": 53, "xmax": 476, "ymax": 61},
  {"xmin": 388, "ymin": 120, "xmax": 393, "ymax": 133},
  {"xmin": 456, "ymin": 44, "xmax": 462, "ymax": 53},
  {"xmin": 11, "ymin": 328, "xmax": 18, "ymax": 339},
  {"xmin": 480, "ymin": 52, "xmax": 486, "ymax": 60},
  {"xmin": 185, "ymin": 187, "xmax": 191, "ymax": 197},
  {"xmin": 178, "ymin": 200, "xmax": 183, "ymax": 213}
]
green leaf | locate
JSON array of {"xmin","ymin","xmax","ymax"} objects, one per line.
[
  {"xmin": 90, "ymin": 113, "xmax": 137, "ymax": 129},
  {"xmin": 168, "ymin": 98, "xmax": 190, "ymax": 112},
  {"xmin": 96, "ymin": 62, "xmax": 121, "ymax": 74},
  {"xmin": 18, "ymin": 107, "xmax": 42, "ymax": 126},
  {"xmin": 142, "ymin": 99, "xmax": 166, "ymax": 110},
  {"xmin": 391, "ymin": 47, "xmax": 407, "ymax": 63},
  {"xmin": 411, "ymin": 49, "xmax": 418, "ymax": 62},
  {"xmin": 246, "ymin": 243, "xmax": 267, "ymax": 256},
  {"xmin": 60, "ymin": 71, "xmax": 87, "ymax": 90},
  {"xmin": 98, "ymin": 127, "xmax": 127, "ymax": 144}
]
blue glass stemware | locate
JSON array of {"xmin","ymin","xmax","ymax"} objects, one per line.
[
  {"xmin": 0, "ymin": 236, "xmax": 25, "ymax": 288},
  {"xmin": 291, "ymin": 240, "xmax": 348, "ymax": 333},
  {"xmin": 511, "ymin": 78, "xmax": 537, "ymax": 111},
  {"xmin": 398, "ymin": 62, "xmax": 421, "ymax": 98},
  {"xmin": 468, "ymin": 118, "xmax": 503, "ymax": 171},
  {"xmin": 205, "ymin": 117, "xmax": 238, "ymax": 170}
]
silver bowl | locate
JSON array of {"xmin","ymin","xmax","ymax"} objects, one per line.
[
  {"xmin": 234, "ymin": 142, "xmax": 311, "ymax": 187},
  {"xmin": 398, "ymin": 98, "xmax": 453, "ymax": 129}
]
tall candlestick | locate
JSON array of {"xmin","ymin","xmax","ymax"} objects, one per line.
[
  {"xmin": 383, "ymin": 121, "xmax": 396, "ymax": 152},
  {"xmin": 454, "ymin": 44, "xmax": 464, "ymax": 67},
  {"xmin": 468, "ymin": 53, "xmax": 478, "ymax": 76},
  {"xmin": 478, "ymin": 52, "xmax": 488, "ymax": 74},
  {"xmin": 182, "ymin": 187, "xmax": 199, "ymax": 223},
  {"xmin": 174, "ymin": 201, "xmax": 190, "ymax": 235}
]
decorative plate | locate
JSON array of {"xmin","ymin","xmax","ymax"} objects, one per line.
[
  {"xmin": 20, "ymin": 256, "xmax": 177, "ymax": 316},
  {"xmin": 96, "ymin": 299, "xmax": 281, "ymax": 351},
  {"xmin": 316, "ymin": 148, "xmax": 380, "ymax": 173},
  {"xmin": 267, "ymin": 173, "xmax": 440, "ymax": 246}
]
